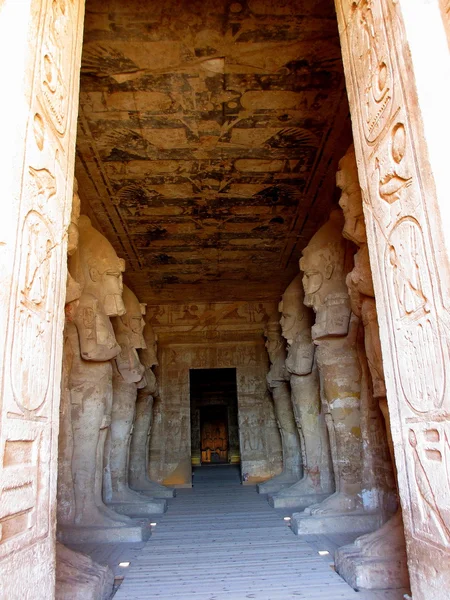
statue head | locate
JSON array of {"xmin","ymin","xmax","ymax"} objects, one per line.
[
  {"xmin": 346, "ymin": 245, "xmax": 375, "ymax": 317},
  {"xmin": 279, "ymin": 275, "xmax": 313, "ymax": 345},
  {"xmin": 337, "ymin": 145, "xmax": 366, "ymax": 247},
  {"xmin": 111, "ymin": 285, "xmax": 146, "ymax": 383},
  {"xmin": 116, "ymin": 285, "xmax": 147, "ymax": 350},
  {"xmin": 278, "ymin": 275, "xmax": 315, "ymax": 373},
  {"xmin": 140, "ymin": 321, "xmax": 159, "ymax": 369},
  {"xmin": 264, "ymin": 318, "xmax": 287, "ymax": 383},
  {"xmin": 300, "ymin": 209, "xmax": 353, "ymax": 339},
  {"xmin": 69, "ymin": 215, "xmax": 126, "ymax": 316}
]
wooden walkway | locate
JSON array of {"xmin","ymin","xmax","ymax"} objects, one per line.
[{"xmin": 112, "ymin": 465, "xmax": 378, "ymax": 600}]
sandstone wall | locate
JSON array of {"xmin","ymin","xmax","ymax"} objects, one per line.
[{"xmin": 147, "ymin": 302, "xmax": 282, "ymax": 486}]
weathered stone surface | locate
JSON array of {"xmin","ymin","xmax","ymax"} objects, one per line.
[
  {"xmin": 257, "ymin": 317, "xmax": 302, "ymax": 494},
  {"xmin": 336, "ymin": 1, "xmax": 450, "ymax": 596},
  {"xmin": 292, "ymin": 210, "xmax": 375, "ymax": 533},
  {"xmin": 147, "ymin": 302, "xmax": 283, "ymax": 486},
  {"xmin": 104, "ymin": 285, "xmax": 167, "ymax": 517},
  {"xmin": 334, "ymin": 145, "xmax": 407, "ymax": 590},
  {"xmin": 269, "ymin": 275, "xmax": 334, "ymax": 509},
  {"xmin": 0, "ymin": 1, "xmax": 85, "ymax": 597},
  {"xmin": 55, "ymin": 542, "xmax": 113, "ymax": 600},
  {"xmin": 129, "ymin": 322, "xmax": 175, "ymax": 498}
]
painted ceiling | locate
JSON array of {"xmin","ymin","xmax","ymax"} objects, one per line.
[{"xmin": 75, "ymin": 0, "xmax": 351, "ymax": 304}]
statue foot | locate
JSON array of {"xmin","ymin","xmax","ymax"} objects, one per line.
[
  {"xmin": 275, "ymin": 475, "xmax": 324, "ymax": 498},
  {"xmin": 258, "ymin": 470, "xmax": 300, "ymax": 493},
  {"xmin": 130, "ymin": 479, "xmax": 175, "ymax": 498},
  {"xmin": 108, "ymin": 487, "xmax": 150, "ymax": 504},
  {"xmin": 354, "ymin": 511, "xmax": 405, "ymax": 556},
  {"xmin": 98, "ymin": 503, "xmax": 133, "ymax": 524},
  {"xmin": 74, "ymin": 505, "xmax": 128, "ymax": 528},
  {"xmin": 305, "ymin": 491, "xmax": 362, "ymax": 516}
]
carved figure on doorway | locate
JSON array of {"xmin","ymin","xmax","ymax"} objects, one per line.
[
  {"xmin": 299, "ymin": 209, "xmax": 363, "ymax": 517},
  {"xmin": 258, "ymin": 316, "xmax": 302, "ymax": 495},
  {"xmin": 129, "ymin": 321, "xmax": 175, "ymax": 498},
  {"xmin": 335, "ymin": 146, "xmax": 408, "ymax": 589},
  {"xmin": 269, "ymin": 276, "xmax": 334, "ymax": 509}
]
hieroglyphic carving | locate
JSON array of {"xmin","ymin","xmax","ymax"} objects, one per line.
[
  {"xmin": 41, "ymin": 0, "xmax": 76, "ymax": 136},
  {"xmin": 0, "ymin": 0, "xmax": 84, "ymax": 592},
  {"xmin": 337, "ymin": 0, "xmax": 450, "ymax": 595}
]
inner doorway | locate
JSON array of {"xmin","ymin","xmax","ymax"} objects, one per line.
[
  {"xmin": 190, "ymin": 368, "xmax": 240, "ymax": 467},
  {"xmin": 200, "ymin": 405, "xmax": 228, "ymax": 464}
]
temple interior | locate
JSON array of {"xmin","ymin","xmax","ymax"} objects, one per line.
[
  {"xmin": 56, "ymin": 1, "xmax": 409, "ymax": 598},
  {"xmin": 3, "ymin": 0, "xmax": 450, "ymax": 599}
]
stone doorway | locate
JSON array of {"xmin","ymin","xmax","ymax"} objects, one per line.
[{"xmin": 189, "ymin": 368, "xmax": 240, "ymax": 468}]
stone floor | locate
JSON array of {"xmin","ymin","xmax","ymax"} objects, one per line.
[{"xmin": 72, "ymin": 466, "xmax": 410, "ymax": 600}]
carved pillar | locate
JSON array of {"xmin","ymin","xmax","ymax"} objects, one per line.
[
  {"xmin": 105, "ymin": 286, "xmax": 166, "ymax": 516},
  {"xmin": 129, "ymin": 322, "xmax": 175, "ymax": 498},
  {"xmin": 333, "ymin": 146, "xmax": 408, "ymax": 591},
  {"xmin": 257, "ymin": 319, "xmax": 302, "ymax": 495},
  {"xmin": 0, "ymin": 1, "xmax": 84, "ymax": 597},
  {"xmin": 291, "ymin": 211, "xmax": 383, "ymax": 535},
  {"xmin": 268, "ymin": 276, "xmax": 333, "ymax": 510},
  {"xmin": 336, "ymin": 1, "xmax": 450, "ymax": 597}
]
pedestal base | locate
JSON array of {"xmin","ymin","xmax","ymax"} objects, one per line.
[
  {"xmin": 57, "ymin": 521, "xmax": 151, "ymax": 544},
  {"xmin": 107, "ymin": 498, "xmax": 167, "ymax": 516},
  {"xmin": 335, "ymin": 544, "xmax": 410, "ymax": 590},
  {"xmin": 268, "ymin": 491, "xmax": 330, "ymax": 510},
  {"xmin": 55, "ymin": 543, "xmax": 114, "ymax": 600},
  {"xmin": 257, "ymin": 478, "xmax": 299, "ymax": 495},
  {"xmin": 291, "ymin": 511, "xmax": 383, "ymax": 536},
  {"xmin": 132, "ymin": 482, "xmax": 176, "ymax": 498}
]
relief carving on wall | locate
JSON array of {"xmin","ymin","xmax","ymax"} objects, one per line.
[
  {"xmin": 340, "ymin": 0, "xmax": 450, "ymax": 572},
  {"xmin": 0, "ymin": 0, "xmax": 82, "ymax": 562}
]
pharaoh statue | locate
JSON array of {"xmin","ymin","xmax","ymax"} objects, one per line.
[
  {"xmin": 257, "ymin": 315, "xmax": 302, "ymax": 494},
  {"xmin": 58, "ymin": 215, "xmax": 149, "ymax": 543},
  {"xmin": 104, "ymin": 285, "xmax": 167, "ymax": 515},
  {"xmin": 292, "ymin": 209, "xmax": 381, "ymax": 535},
  {"xmin": 129, "ymin": 321, "xmax": 175, "ymax": 498},
  {"xmin": 56, "ymin": 183, "xmax": 114, "ymax": 598},
  {"xmin": 334, "ymin": 147, "xmax": 409, "ymax": 589},
  {"xmin": 269, "ymin": 275, "xmax": 334, "ymax": 509}
]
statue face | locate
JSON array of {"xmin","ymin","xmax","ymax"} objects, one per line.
[
  {"xmin": 121, "ymin": 286, "xmax": 146, "ymax": 349},
  {"xmin": 285, "ymin": 330, "xmax": 314, "ymax": 376},
  {"xmin": 299, "ymin": 247, "xmax": 327, "ymax": 312},
  {"xmin": 279, "ymin": 275, "xmax": 310, "ymax": 345},
  {"xmin": 95, "ymin": 263, "xmax": 126, "ymax": 317},
  {"xmin": 76, "ymin": 216, "xmax": 126, "ymax": 317},
  {"xmin": 279, "ymin": 299, "xmax": 300, "ymax": 345},
  {"xmin": 140, "ymin": 323, "xmax": 158, "ymax": 368},
  {"xmin": 346, "ymin": 245, "xmax": 374, "ymax": 301},
  {"xmin": 337, "ymin": 147, "xmax": 366, "ymax": 246},
  {"xmin": 338, "ymin": 184, "xmax": 366, "ymax": 246},
  {"xmin": 300, "ymin": 211, "xmax": 352, "ymax": 339}
]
